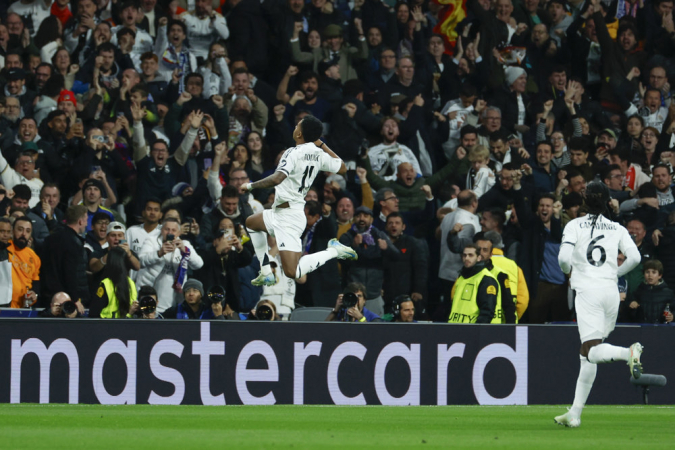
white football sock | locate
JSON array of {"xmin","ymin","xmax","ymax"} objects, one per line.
[
  {"xmin": 587, "ymin": 344, "xmax": 630, "ymax": 364},
  {"xmin": 247, "ymin": 228, "xmax": 271, "ymax": 275},
  {"xmin": 295, "ymin": 248, "xmax": 338, "ymax": 278},
  {"xmin": 570, "ymin": 355, "xmax": 597, "ymax": 417}
]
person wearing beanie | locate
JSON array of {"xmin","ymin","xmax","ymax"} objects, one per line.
[
  {"xmin": 491, "ymin": 65, "xmax": 529, "ymax": 136},
  {"xmin": 162, "ymin": 278, "xmax": 230, "ymax": 320},
  {"xmin": 80, "ymin": 177, "xmax": 114, "ymax": 232},
  {"xmin": 57, "ymin": 89, "xmax": 77, "ymax": 117}
]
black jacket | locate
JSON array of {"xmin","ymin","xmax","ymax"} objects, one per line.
[
  {"xmin": 514, "ymin": 187, "xmax": 563, "ymax": 300},
  {"xmin": 383, "ymin": 234, "xmax": 428, "ymax": 306},
  {"xmin": 227, "ymin": 0, "xmax": 270, "ymax": 76},
  {"xmin": 491, "ymin": 87, "xmax": 530, "ymax": 135},
  {"xmin": 318, "ymin": 77, "xmax": 343, "ymax": 109},
  {"xmin": 194, "ymin": 241, "xmax": 254, "ymax": 312},
  {"xmin": 339, "ymin": 225, "xmax": 400, "ymax": 300},
  {"xmin": 654, "ymin": 226, "xmax": 675, "ymax": 289},
  {"xmin": 40, "ymin": 226, "xmax": 90, "ymax": 307},
  {"xmin": 397, "ymin": 104, "xmax": 439, "ymax": 172},
  {"xmin": 628, "ymin": 281, "xmax": 675, "ymax": 324}
]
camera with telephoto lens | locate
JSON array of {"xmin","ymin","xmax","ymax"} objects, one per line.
[
  {"xmin": 255, "ymin": 304, "xmax": 274, "ymax": 321},
  {"xmin": 61, "ymin": 301, "xmax": 77, "ymax": 316},
  {"xmin": 206, "ymin": 285, "xmax": 226, "ymax": 306},
  {"xmin": 139, "ymin": 296, "xmax": 157, "ymax": 315},
  {"xmin": 342, "ymin": 292, "xmax": 359, "ymax": 308},
  {"xmin": 338, "ymin": 292, "xmax": 360, "ymax": 322}
]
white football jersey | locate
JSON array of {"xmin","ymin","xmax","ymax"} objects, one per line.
[
  {"xmin": 274, "ymin": 143, "xmax": 342, "ymax": 209},
  {"xmin": 126, "ymin": 224, "xmax": 161, "ymax": 281},
  {"xmin": 561, "ymin": 215, "xmax": 638, "ymax": 290}
]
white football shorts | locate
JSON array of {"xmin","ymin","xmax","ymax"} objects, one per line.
[
  {"xmin": 262, "ymin": 207, "xmax": 306, "ymax": 253},
  {"xmin": 575, "ymin": 284, "xmax": 620, "ymax": 342}
]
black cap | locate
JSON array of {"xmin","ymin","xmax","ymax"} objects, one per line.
[
  {"xmin": 6, "ymin": 69, "xmax": 26, "ymax": 81},
  {"xmin": 82, "ymin": 178, "xmax": 105, "ymax": 195},
  {"xmin": 354, "ymin": 206, "xmax": 373, "ymax": 216}
]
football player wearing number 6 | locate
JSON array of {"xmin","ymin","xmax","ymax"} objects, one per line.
[
  {"xmin": 554, "ymin": 181, "xmax": 643, "ymax": 428},
  {"xmin": 241, "ymin": 115, "xmax": 358, "ymax": 286}
]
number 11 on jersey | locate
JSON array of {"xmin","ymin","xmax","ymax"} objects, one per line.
[{"xmin": 299, "ymin": 166, "xmax": 315, "ymax": 192}]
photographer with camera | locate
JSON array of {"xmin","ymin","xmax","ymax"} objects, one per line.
[
  {"xmin": 206, "ymin": 285, "xmax": 240, "ymax": 320},
  {"xmin": 325, "ymin": 282, "xmax": 382, "ymax": 322},
  {"xmin": 162, "ymin": 280, "xmax": 231, "ymax": 320},
  {"xmin": 246, "ymin": 299, "xmax": 279, "ymax": 321},
  {"xmin": 38, "ymin": 292, "xmax": 80, "ymax": 318},
  {"xmin": 134, "ymin": 286, "xmax": 161, "ymax": 319}
]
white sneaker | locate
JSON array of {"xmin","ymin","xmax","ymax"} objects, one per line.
[
  {"xmin": 628, "ymin": 342, "xmax": 644, "ymax": 379},
  {"xmin": 328, "ymin": 238, "xmax": 358, "ymax": 260},
  {"xmin": 554, "ymin": 410, "xmax": 581, "ymax": 428},
  {"xmin": 251, "ymin": 271, "xmax": 278, "ymax": 287}
]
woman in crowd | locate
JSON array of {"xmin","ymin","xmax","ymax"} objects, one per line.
[{"xmin": 89, "ymin": 247, "xmax": 137, "ymax": 319}]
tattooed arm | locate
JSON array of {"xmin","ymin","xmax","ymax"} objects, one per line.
[{"xmin": 242, "ymin": 171, "xmax": 288, "ymax": 192}]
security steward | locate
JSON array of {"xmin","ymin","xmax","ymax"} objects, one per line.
[
  {"xmin": 474, "ymin": 232, "xmax": 517, "ymax": 324},
  {"xmin": 448, "ymin": 243, "xmax": 499, "ymax": 324},
  {"xmin": 484, "ymin": 230, "xmax": 529, "ymax": 322}
]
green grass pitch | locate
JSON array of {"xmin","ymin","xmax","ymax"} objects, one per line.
[{"xmin": 1, "ymin": 404, "xmax": 671, "ymax": 449}]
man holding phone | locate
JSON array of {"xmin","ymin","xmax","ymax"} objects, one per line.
[
  {"xmin": 88, "ymin": 222, "xmax": 141, "ymax": 287},
  {"xmin": 72, "ymin": 128, "xmax": 129, "ymax": 204},
  {"xmin": 137, "ymin": 217, "xmax": 204, "ymax": 313}
]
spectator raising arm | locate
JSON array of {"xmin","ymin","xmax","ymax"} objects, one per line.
[
  {"xmin": 174, "ymin": 110, "xmax": 203, "ymax": 167},
  {"xmin": 208, "ymin": 142, "xmax": 229, "ymax": 202},
  {"xmin": 276, "ymin": 65, "xmax": 298, "ymax": 104},
  {"xmin": 131, "ymin": 103, "xmax": 149, "ymax": 163}
]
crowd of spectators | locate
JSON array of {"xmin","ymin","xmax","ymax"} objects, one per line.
[{"xmin": 1, "ymin": 0, "xmax": 675, "ymax": 324}]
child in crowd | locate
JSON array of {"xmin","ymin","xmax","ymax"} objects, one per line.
[
  {"xmin": 466, "ymin": 145, "xmax": 495, "ymax": 199},
  {"xmin": 627, "ymin": 259, "xmax": 675, "ymax": 324}
]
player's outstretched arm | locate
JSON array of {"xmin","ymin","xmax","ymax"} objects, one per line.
[
  {"xmin": 314, "ymin": 139, "xmax": 347, "ymax": 175},
  {"xmin": 243, "ymin": 171, "xmax": 288, "ymax": 192}
]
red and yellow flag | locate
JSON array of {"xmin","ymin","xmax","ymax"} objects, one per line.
[{"xmin": 432, "ymin": 0, "xmax": 468, "ymax": 53}]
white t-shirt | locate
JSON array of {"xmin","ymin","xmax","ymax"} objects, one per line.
[
  {"xmin": 561, "ymin": 215, "xmax": 638, "ymax": 290},
  {"xmin": 126, "ymin": 224, "xmax": 161, "ymax": 281},
  {"xmin": 8, "ymin": 0, "xmax": 50, "ymax": 36},
  {"xmin": 127, "ymin": 224, "xmax": 161, "ymax": 256},
  {"xmin": 0, "ymin": 153, "xmax": 44, "ymax": 208},
  {"xmin": 275, "ymin": 143, "xmax": 342, "ymax": 209}
]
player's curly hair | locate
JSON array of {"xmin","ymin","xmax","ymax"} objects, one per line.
[
  {"xmin": 584, "ymin": 181, "xmax": 610, "ymax": 216},
  {"xmin": 300, "ymin": 115, "xmax": 323, "ymax": 142}
]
